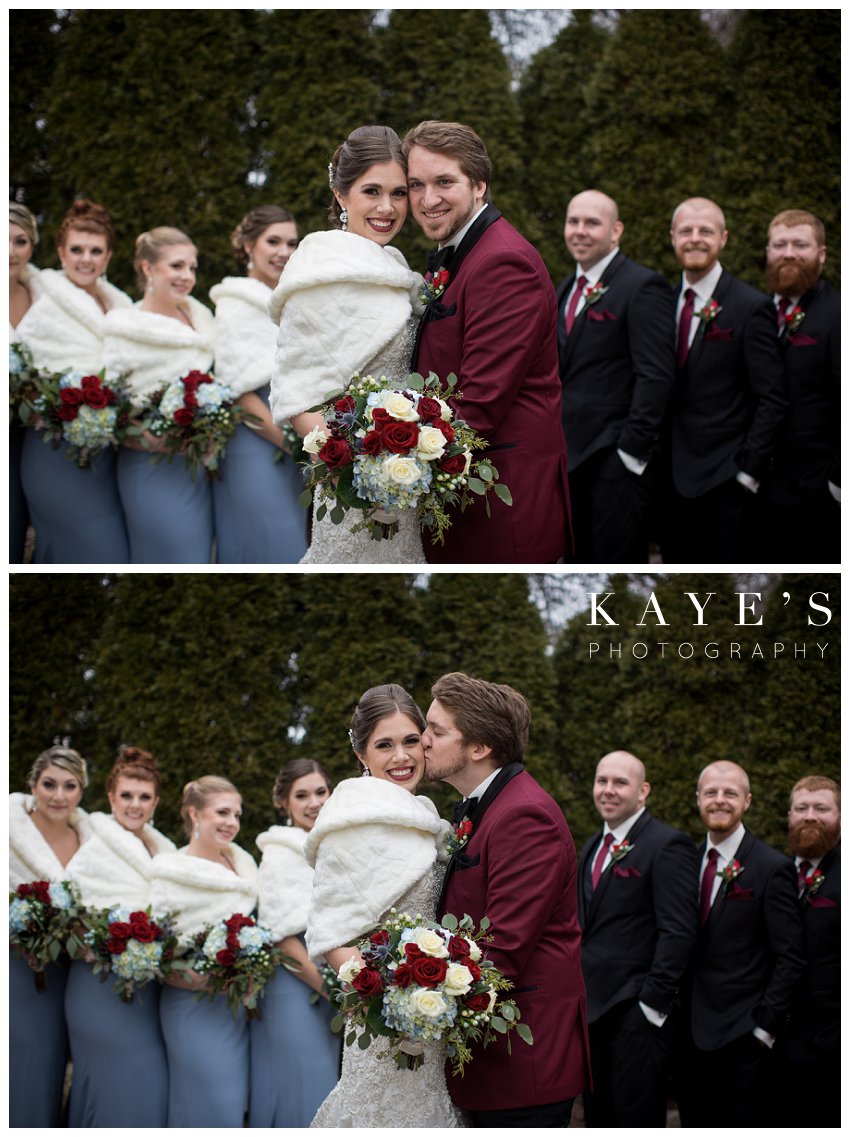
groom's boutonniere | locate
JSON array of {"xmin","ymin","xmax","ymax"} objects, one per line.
[
  {"xmin": 420, "ymin": 268, "xmax": 451, "ymax": 307},
  {"xmin": 584, "ymin": 281, "xmax": 608, "ymax": 306},
  {"xmin": 802, "ymin": 866, "xmax": 825, "ymax": 897},
  {"xmin": 697, "ymin": 298, "xmax": 722, "ymax": 327},
  {"xmin": 447, "ymin": 819, "xmax": 473, "ymax": 857},
  {"xmin": 609, "ymin": 839, "xmax": 633, "ymax": 864},
  {"xmin": 718, "ymin": 858, "xmax": 744, "ymax": 891},
  {"xmin": 784, "ymin": 305, "xmax": 806, "ymax": 334}
]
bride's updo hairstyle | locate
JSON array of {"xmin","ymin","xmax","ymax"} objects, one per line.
[
  {"xmin": 349, "ymin": 684, "xmax": 426, "ymax": 761},
  {"xmin": 134, "ymin": 226, "xmax": 195, "ymax": 291},
  {"xmin": 56, "ymin": 199, "xmax": 115, "ymax": 252},
  {"xmin": 230, "ymin": 205, "xmax": 296, "ymax": 265},
  {"xmin": 328, "ymin": 125, "xmax": 405, "ymax": 228},
  {"xmin": 272, "ymin": 758, "xmax": 332, "ymax": 815},
  {"xmin": 10, "ymin": 202, "xmax": 39, "ymax": 248},
  {"xmin": 105, "ymin": 744, "xmax": 161, "ymax": 795},
  {"xmin": 181, "ymin": 774, "xmax": 239, "ymax": 836},
  {"xmin": 27, "ymin": 744, "xmax": 89, "ymax": 792}
]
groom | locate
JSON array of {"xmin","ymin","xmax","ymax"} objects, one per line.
[
  {"xmin": 404, "ymin": 121, "xmax": 571, "ymax": 564},
  {"xmin": 423, "ymin": 671, "xmax": 590, "ymax": 1127}
]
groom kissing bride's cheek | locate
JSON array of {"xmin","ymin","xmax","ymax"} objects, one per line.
[{"xmin": 403, "ymin": 121, "xmax": 572, "ymax": 565}]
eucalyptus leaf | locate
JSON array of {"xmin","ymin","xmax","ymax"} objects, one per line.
[
  {"xmin": 466, "ymin": 477, "xmax": 486, "ymax": 495},
  {"xmin": 516, "ymin": 1023, "xmax": 534, "ymax": 1045},
  {"xmin": 494, "ymin": 484, "xmax": 513, "ymax": 506},
  {"xmin": 490, "ymin": 1016, "xmax": 508, "ymax": 1033}
]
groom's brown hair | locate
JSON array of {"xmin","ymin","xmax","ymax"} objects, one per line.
[
  {"xmin": 402, "ymin": 121, "xmax": 493, "ymax": 204},
  {"xmin": 430, "ymin": 672, "xmax": 528, "ymax": 766}
]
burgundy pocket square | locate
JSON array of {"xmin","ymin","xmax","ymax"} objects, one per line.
[
  {"xmin": 587, "ymin": 308, "xmax": 618, "ymax": 322},
  {"xmin": 727, "ymin": 886, "xmax": 753, "ymax": 899},
  {"xmin": 613, "ymin": 865, "xmax": 641, "ymax": 878},
  {"xmin": 808, "ymin": 895, "xmax": 836, "ymax": 908},
  {"xmin": 788, "ymin": 333, "xmax": 818, "ymax": 346},
  {"xmin": 704, "ymin": 327, "xmax": 733, "ymax": 341}
]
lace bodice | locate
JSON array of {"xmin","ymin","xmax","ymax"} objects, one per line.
[{"xmin": 301, "ymin": 318, "xmax": 426, "ymax": 565}]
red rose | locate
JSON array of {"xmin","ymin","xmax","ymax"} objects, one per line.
[
  {"xmin": 370, "ymin": 407, "xmax": 392, "ymax": 428},
  {"xmin": 360, "ymin": 430, "xmax": 384, "ymax": 457},
  {"xmin": 463, "ymin": 991, "xmax": 491, "ymax": 1013},
  {"xmin": 216, "ymin": 949, "xmax": 237, "ymax": 967},
  {"xmin": 107, "ymin": 937, "xmax": 128, "ymax": 955},
  {"xmin": 352, "ymin": 967, "xmax": 384, "ymax": 998},
  {"xmin": 131, "ymin": 922, "xmax": 157, "ymax": 943},
  {"xmin": 183, "ymin": 390, "xmax": 198, "ymax": 408},
  {"xmin": 59, "ymin": 387, "xmax": 84, "ymax": 405},
  {"xmin": 447, "ymin": 935, "xmax": 472, "ymax": 962},
  {"xmin": 32, "ymin": 882, "xmax": 51, "ymax": 901},
  {"xmin": 392, "ymin": 963, "xmax": 413, "ymax": 988},
  {"xmin": 318, "ymin": 437, "xmax": 353, "ymax": 470},
  {"xmin": 434, "ymin": 419, "xmax": 455, "ymax": 443},
  {"xmin": 404, "ymin": 943, "xmax": 424, "ymax": 960},
  {"xmin": 83, "ymin": 386, "xmax": 110, "ymax": 410},
  {"xmin": 369, "ymin": 930, "xmax": 390, "ymax": 948},
  {"xmin": 57, "ymin": 405, "xmax": 79, "ymax": 422},
  {"xmin": 173, "ymin": 407, "xmax": 195, "ymax": 427},
  {"xmin": 183, "ymin": 370, "xmax": 213, "ymax": 388},
  {"xmin": 381, "ymin": 420, "xmax": 419, "ymax": 455},
  {"xmin": 410, "ymin": 955, "xmax": 448, "ymax": 988},
  {"xmin": 334, "ymin": 395, "xmax": 356, "ymax": 415},
  {"xmin": 438, "ymin": 452, "xmax": 466, "ymax": 475},
  {"xmin": 109, "ymin": 922, "xmax": 132, "ymax": 940},
  {"xmin": 416, "ymin": 396, "xmax": 444, "ymax": 425},
  {"xmin": 129, "ymin": 912, "xmax": 148, "ymax": 924},
  {"xmin": 16, "ymin": 884, "xmax": 32, "ymax": 898},
  {"xmin": 81, "ymin": 374, "xmax": 101, "ymax": 390},
  {"xmin": 466, "ymin": 960, "xmax": 481, "ymax": 982}
]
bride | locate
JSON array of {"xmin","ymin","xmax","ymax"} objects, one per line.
[
  {"xmin": 268, "ymin": 125, "xmax": 426, "ymax": 564},
  {"xmin": 303, "ymin": 684, "xmax": 464, "ymax": 1127}
]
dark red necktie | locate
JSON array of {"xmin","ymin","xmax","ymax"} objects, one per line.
[
  {"xmin": 699, "ymin": 847, "xmax": 719, "ymax": 924},
  {"xmin": 797, "ymin": 858, "xmax": 812, "ymax": 895},
  {"xmin": 564, "ymin": 275, "xmax": 588, "ymax": 336},
  {"xmin": 677, "ymin": 287, "xmax": 696, "ymax": 368},
  {"xmin": 777, "ymin": 295, "xmax": 792, "ymax": 331},
  {"xmin": 591, "ymin": 832, "xmax": 614, "ymax": 890}
]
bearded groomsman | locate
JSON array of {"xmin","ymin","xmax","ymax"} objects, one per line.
[
  {"xmin": 665, "ymin": 198, "xmax": 787, "ymax": 561},
  {"xmin": 556, "ymin": 192, "xmax": 675, "ymax": 562},
  {"xmin": 577, "ymin": 751, "xmax": 697, "ymax": 1126},
  {"xmin": 676, "ymin": 761, "xmax": 804, "ymax": 1127},
  {"xmin": 757, "ymin": 211, "xmax": 840, "ymax": 563},
  {"xmin": 766, "ymin": 776, "xmax": 840, "ymax": 1127}
]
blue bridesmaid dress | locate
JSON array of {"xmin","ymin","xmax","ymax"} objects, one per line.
[
  {"xmin": 9, "ymin": 953, "xmax": 70, "ymax": 1126},
  {"xmin": 248, "ymin": 942, "xmax": 340, "ymax": 1126},
  {"xmin": 212, "ymin": 384, "xmax": 307, "ymax": 563},
  {"xmin": 65, "ymin": 960, "xmax": 169, "ymax": 1126},
  {"xmin": 160, "ymin": 985, "xmax": 249, "ymax": 1126},
  {"xmin": 117, "ymin": 448, "xmax": 213, "ymax": 563},
  {"xmin": 10, "ymin": 424, "xmax": 29, "ymax": 561},
  {"xmin": 20, "ymin": 431, "xmax": 129, "ymax": 563}
]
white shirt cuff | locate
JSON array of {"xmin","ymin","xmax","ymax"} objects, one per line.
[
  {"xmin": 639, "ymin": 1001, "xmax": 667, "ymax": 1027},
  {"xmin": 828, "ymin": 480, "xmax": 840, "ymax": 503},
  {"xmin": 752, "ymin": 1026, "xmax": 775, "ymax": 1048},
  {"xmin": 736, "ymin": 470, "xmax": 760, "ymax": 493},
  {"xmin": 618, "ymin": 448, "xmax": 647, "ymax": 476}
]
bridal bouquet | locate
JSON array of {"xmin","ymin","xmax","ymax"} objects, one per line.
[
  {"xmin": 19, "ymin": 367, "xmax": 134, "ymax": 467},
  {"xmin": 68, "ymin": 905, "xmax": 178, "ymax": 1003},
  {"xmin": 9, "ymin": 879, "xmax": 83, "ymax": 991},
  {"xmin": 139, "ymin": 369, "xmax": 243, "ymax": 480},
  {"xmin": 299, "ymin": 371, "xmax": 512, "ymax": 543},
  {"xmin": 185, "ymin": 912, "xmax": 283, "ymax": 1019},
  {"xmin": 332, "ymin": 910, "xmax": 532, "ymax": 1074}
]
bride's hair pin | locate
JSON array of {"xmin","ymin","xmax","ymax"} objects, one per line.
[
  {"xmin": 347, "ymin": 728, "xmax": 356, "ymax": 750},
  {"xmin": 328, "ymin": 162, "xmax": 335, "ymax": 190}
]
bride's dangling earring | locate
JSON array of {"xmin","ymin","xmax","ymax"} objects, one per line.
[
  {"xmin": 361, "ymin": 763, "xmax": 370, "ymax": 777},
  {"xmin": 340, "ymin": 207, "xmax": 348, "ymax": 232}
]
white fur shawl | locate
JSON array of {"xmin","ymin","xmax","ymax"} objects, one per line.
[
  {"xmin": 65, "ymin": 812, "xmax": 176, "ymax": 911},
  {"xmin": 9, "ymin": 264, "xmax": 42, "ymax": 339},
  {"xmin": 148, "ymin": 844, "xmax": 259, "ymax": 944},
  {"xmin": 303, "ymin": 778, "xmax": 451, "ymax": 961},
  {"xmin": 256, "ymin": 825, "xmax": 314, "ymax": 940},
  {"xmin": 209, "ymin": 276, "xmax": 277, "ymax": 397},
  {"xmin": 14, "ymin": 268, "xmax": 132, "ymax": 374},
  {"xmin": 102, "ymin": 297, "xmax": 215, "ymax": 406},
  {"xmin": 8, "ymin": 792, "xmax": 93, "ymax": 888},
  {"xmin": 267, "ymin": 230, "xmax": 422, "ymax": 424}
]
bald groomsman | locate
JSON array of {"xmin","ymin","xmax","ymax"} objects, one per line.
[
  {"xmin": 556, "ymin": 191, "xmax": 675, "ymax": 561},
  {"xmin": 665, "ymin": 198, "xmax": 787, "ymax": 561},
  {"xmin": 577, "ymin": 751, "xmax": 697, "ymax": 1126},
  {"xmin": 677, "ymin": 761, "xmax": 805, "ymax": 1127}
]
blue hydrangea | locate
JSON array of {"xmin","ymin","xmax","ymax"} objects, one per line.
[
  {"xmin": 238, "ymin": 924, "xmax": 273, "ymax": 954},
  {"xmin": 112, "ymin": 937, "xmax": 162, "ymax": 983},
  {"xmin": 63, "ymin": 405, "xmax": 119, "ymax": 449},
  {"xmin": 352, "ymin": 453, "xmax": 432, "ymax": 512},
  {"xmin": 47, "ymin": 882, "xmax": 75, "ymax": 910},
  {"xmin": 9, "ymin": 897, "xmax": 34, "ymax": 935},
  {"xmin": 382, "ymin": 983, "xmax": 458, "ymax": 1043}
]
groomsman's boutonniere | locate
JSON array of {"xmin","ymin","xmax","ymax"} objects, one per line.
[
  {"xmin": 420, "ymin": 268, "xmax": 451, "ymax": 307},
  {"xmin": 717, "ymin": 858, "xmax": 744, "ymax": 891},
  {"xmin": 609, "ymin": 839, "xmax": 633, "ymax": 863},
  {"xmin": 447, "ymin": 819, "xmax": 474, "ymax": 857},
  {"xmin": 697, "ymin": 299, "xmax": 722, "ymax": 327},
  {"xmin": 802, "ymin": 867, "xmax": 825, "ymax": 897},
  {"xmin": 584, "ymin": 281, "xmax": 609, "ymax": 306},
  {"xmin": 784, "ymin": 305, "xmax": 806, "ymax": 334}
]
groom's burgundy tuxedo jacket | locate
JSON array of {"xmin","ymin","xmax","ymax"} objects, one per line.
[
  {"xmin": 415, "ymin": 206, "xmax": 571, "ymax": 564},
  {"xmin": 439, "ymin": 766, "xmax": 590, "ymax": 1112}
]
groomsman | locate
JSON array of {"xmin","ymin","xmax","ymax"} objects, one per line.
[
  {"xmin": 556, "ymin": 192, "xmax": 675, "ymax": 561},
  {"xmin": 767, "ymin": 776, "xmax": 840, "ymax": 1127},
  {"xmin": 577, "ymin": 751, "xmax": 697, "ymax": 1126},
  {"xmin": 665, "ymin": 198, "xmax": 787, "ymax": 561},
  {"xmin": 756, "ymin": 210, "xmax": 840, "ymax": 562},
  {"xmin": 404, "ymin": 121, "xmax": 571, "ymax": 564},
  {"xmin": 677, "ymin": 760, "xmax": 804, "ymax": 1127}
]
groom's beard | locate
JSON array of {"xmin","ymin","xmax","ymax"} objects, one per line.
[{"xmin": 423, "ymin": 751, "xmax": 468, "ymax": 783}]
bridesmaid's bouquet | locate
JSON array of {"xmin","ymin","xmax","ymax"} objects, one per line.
[
  {"xmin": 140, "ymin": 369, "xmax": 244, "ymax": 480},
  {"xmin": 8, "ymin": 879, "xmax": 83, "ymax": 991},
  {"xmin": 299, "ymin": 371, "xmax": 512, "ymax": 543},
  {"xmin": 185, "ymin": 912, "xmax": 284, "ymax": 1019},
  {"xmin": 18, "ymin": 367, "xmax": 135, "ymax": 467},
  {"xmin": 68, "ymin": 905, "xmax": 179, "ymax": 1003},
  {"xmin": 332, "ymin": 910, "xmax": 532, "ymax": 1074},
  {"xmin": 9, "ymin": 342, "xmax": 40, "ymax": 423}
]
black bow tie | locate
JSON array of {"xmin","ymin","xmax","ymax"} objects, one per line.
[
  {"xmin": 427, "ymin": 245, "xmax": 454, "ymax": 274},
  {"xmin": 451, "ymin": 797, "xmax": 474, "ymax": 826}
]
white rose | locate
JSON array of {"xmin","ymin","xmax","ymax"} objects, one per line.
[
  {"xmin": 443, "ymin": 963, "xmax": 474, "ymax": 995},
  {"xmin": 338, "ymin": 957, "xmax": 364, "ymax": 984},
  {"xmin": 414, "ymin": 425, "xmax": 447, "ymax": 461},
  {"xmin": 412, "ymin": 927, "xmax": 450, "ymax": 958},
  {"xmin": 382, "ymin": 454, "xmax": 423, "ymax": 489},
  {"xmin": 379, "ymin": 391, "xmax": 420, "ymax": 422},
  {"xmin": 302, "ymin": 426, "xmax": 327, "ymax": 455},
  {"xmin": 462, "ymin": 937, "xmax": 482, "ymax": 962},
  {"xmin": 409, "ymin": 987, "xmax": 449, "ymax": 1018},
  {"xmin": 437, "ymin": 398, "xmax": 452, "ymax": 422}
]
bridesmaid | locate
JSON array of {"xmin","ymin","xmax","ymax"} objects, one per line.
[
  {"xmin": 16, "ymin": 199, "xmax": 131, "ymax": 563},
  {"xmin": 9, "ymin": 202, "xmax": 40, "ymax": 562},
  {"xmin": 103, "ymin": 227, "xmax": 214, "ymax": 563},
  {"xmin": 9, "ymin": 745, "xmax": 92, "ymax": 1127},
  {"xmin": 64, "ymin": 746, "xmax": 175, "ymax": 1127},
  {"xmin": 210, "ymin": 206, "xmax": 308, "ymax": 562},
  {"xmin": 250, "ymin": 759, "xmax": 340, "ymax": 1127},
  {"xmin": 149, "ymin": 776, "xmax": 258, "ymax": 1127}
]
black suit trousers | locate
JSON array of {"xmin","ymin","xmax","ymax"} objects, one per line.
[
  {"xmin": 662, "ymin": 475, "xmax": 754, "ymax": 562},
  {"xmin": 467, "ymin": 1098, "xmax": 575, "ymax": 1128},
  {"xmin": 583, "ymin": 998, "xmax": 673, "ymax": 1127},
  {"xmin": 675, "ymin": 1031, "xmax": 768, "ymax": 1127},
  {"xmin": 569, "ymin": 446, "xmax": 653, "ymax": 562}
]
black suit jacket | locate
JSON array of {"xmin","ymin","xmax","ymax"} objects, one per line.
[
  {"xmin": 765, "ymin": 277, "xmax": 841, "ymax": 504},
  {"xmin": 577, "ymin": 810, "xmax": 698, "ymax": 1024},
  {"xmin": 556, "ymin": 251, "xmax": 676, "ymax": 472},
  {"xmin": 780, "ymin": 843, "xmax": 840, "ymax": 1061},
  {"xmin": 671, "ymin": 269, "xmax": 788, "ymax": 496},
  {"xmin": 689, "ymin": 830, "xmax": 804, "ymax": 1051}
]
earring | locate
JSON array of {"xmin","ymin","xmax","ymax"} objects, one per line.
[
  {"xmin": 194, "ymin": 826, "xmax": 200, "ymax": 840},
  {"xmin": 361, "ymin": 764, "xmax": 370, "ymax": 777},
  {"xmin": 340, "ymin": 208, "xmax": 348, "ymax": 232},
  {"xmin": 247, "ymin": 257, "xmax": 254, "ymax": 271},
  {"xmin": 285, "ymin": 814, "xmax": 292, "ymax": 827},
  {"xmin": 28, "ymin": 795, "xmax": 37, "ymax": 813}
]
